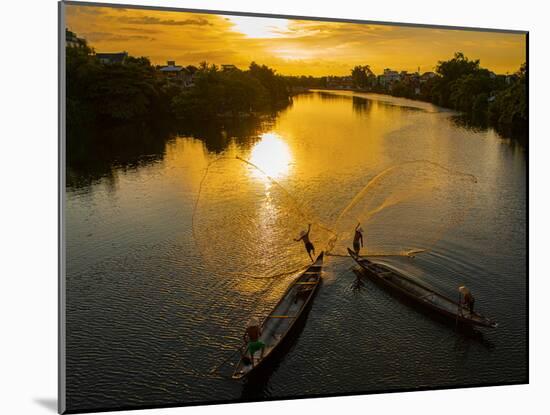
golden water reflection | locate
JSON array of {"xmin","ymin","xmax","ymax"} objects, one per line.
[{"xmin": 248, "ymin": 132, "xmax": 292, "ymax": 183}]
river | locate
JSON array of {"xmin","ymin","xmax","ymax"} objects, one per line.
[{"xmin": 65, "ymin": 90, "xmax": 527, "ymax": 412}]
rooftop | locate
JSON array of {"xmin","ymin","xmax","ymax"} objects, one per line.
[
  {"xmin": 160, "ymin": 65, "xmax": 184, "ymax": 72},
  {"xmin": 96, "ymin": 52, "xmax": 128, "ymax": 64}
]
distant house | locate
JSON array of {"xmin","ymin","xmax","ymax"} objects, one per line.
[
  {"xmin": 66, "ymin": 29, "xmax": 86, "ymax": 48},
  {"xmin": 159, "ymin": 60, "xmax": 184, "ymax": 76},
  {"xmin": 221, "ymin": 64, "xmax": 238, "ymax": 71},
  {"xmin": 96, "ymin": 52, "xmax": 128, "ymax": 65},
  {"xmin": 504, "ymin": 74, "xmax": 516, "ymax": 85},
  {"xmin": 420, "ymin": 72, "xmax": 436, "ymax": 82},
  {"xmin": 159, "ymin": 60, "xmax": 195, "ymax": 88},
  {"xmin": 378, "ymin": 69, "xmax": 401, "ymax": 88},
  {"xmin": 401, "ymin": 71, "xmax": 420, "ymax": 84},
  {"xmin": 326, "ymin": 76, "xmax": 353, "ymax": 89}
]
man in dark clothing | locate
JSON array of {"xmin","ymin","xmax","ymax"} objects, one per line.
[
  {"xmin": 464, "ymin": 291, "xmax": 475, "ymax": 314},
  {"xmin": 294, "ymin": 223, "xmax": 315, "ymax": 262},
  {"xmin": 353, "ymin": 223, "xmax": 364, "ymax": 255}
]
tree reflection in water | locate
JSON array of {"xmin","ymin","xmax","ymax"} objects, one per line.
[{"xmin": 66, "ymin": 111, "xmax": 283, "ymax": 190}]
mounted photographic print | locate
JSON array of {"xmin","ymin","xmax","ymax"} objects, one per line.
[{"xmin": 59, "ymin": 1, "xmax": 528, "ymax": 413}]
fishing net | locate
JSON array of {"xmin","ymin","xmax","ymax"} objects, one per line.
[
  {"xmin": 328, "ymin": 160, "xmax": 478, "ymax": 257},
  {"xmin": 193, "ymin": 155, "xmax": 334, "ymax": 288},
  {"xmin": 194, "ymin": 155, "xmax": 477, "ymax": 282}
]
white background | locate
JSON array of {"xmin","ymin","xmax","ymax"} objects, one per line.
[{"xmin": 0, "ymin": 0, "xmax": 547, "ymax": 413}]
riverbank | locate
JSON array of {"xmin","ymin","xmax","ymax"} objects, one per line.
[
  {"xmin": 324, "ymin": 54, "xmax": 527, "ymax": 143},
  {"xmin": 307, "ymin": 86, "xmax": 527, "ymax": 144}
]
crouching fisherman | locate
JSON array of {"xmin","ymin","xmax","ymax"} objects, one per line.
[
  {"xmin": 459, "ymin": 285, "xmax": 475, "ymax": 314},
  {"xmin": 241, "ymin": 317, "xmax": 265, "ymax": 366}
]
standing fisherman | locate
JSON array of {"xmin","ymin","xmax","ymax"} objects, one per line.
[
  {"xmin": 294, "ymin": 224, "xmax": 315, "ymax": 262},
  {"xmin": 353, "ymin": 223, "xmax": 364, "ymax": 255}
]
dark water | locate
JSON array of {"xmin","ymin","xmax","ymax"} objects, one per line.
[{"xmin": 65, "ymin": 91, "xmax": 527, "ymax": 412}]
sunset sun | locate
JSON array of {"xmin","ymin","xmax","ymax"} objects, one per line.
[{"xmin": 226, "ymin": 15, "xmax": 290, "ymax": 39}]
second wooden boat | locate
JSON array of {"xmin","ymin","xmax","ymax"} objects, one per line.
[{"xmin": 347, "ymin": 248, "xmax": 497, "ymax": 329}]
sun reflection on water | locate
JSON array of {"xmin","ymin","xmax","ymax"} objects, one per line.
[{"xmin": 249, "ymin": 132, "xmax": 292, "ymax": 183}]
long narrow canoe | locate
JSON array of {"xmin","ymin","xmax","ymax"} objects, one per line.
[
  {"xmin": 232, "ymin": 252, "xmax": 324, "ymax": 380},
  {"xmin": 347, "ymin": 248, "xmax": 497, "ymax": 329}
]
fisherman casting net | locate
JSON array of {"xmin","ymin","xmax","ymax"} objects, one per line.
[
  {"xmin": 329, "ymin": 160, "xmax": 478, "ymax": 257},
  {"xmin": 193, "ymin": 154, "xmax": 334, "ymax": 289}
]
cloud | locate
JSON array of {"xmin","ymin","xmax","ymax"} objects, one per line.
[
  {"xmin": 65, "ymin": 4, "xmax": 525, "ymax": 75},
  {"xmin": 120, "ymin": 27, "xmax": 160, "ymax": 34},
  {"xmin": 69, "ymin": 6, "xmax": 107, "ymax": 16},
  {"xmin": 117, "ymin": 16, "xmax": 212, "ymax": 26},
  {"xmin": 83, "ymin": 32, "xmax": 155, "ymax": 43}
]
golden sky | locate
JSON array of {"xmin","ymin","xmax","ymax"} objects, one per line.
[{"xmin": 66, "ymin": 4, "xmax": 526, "ymax": 76}]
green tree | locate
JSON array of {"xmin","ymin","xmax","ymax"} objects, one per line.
[
  {"xmin": 432, "ymin": 52, "xmax": 480, "ymax": 107},
  {"xmin": 86, "ymin": 56, "xmax": 160, "ymax": 121},
  {"xmin": 351, "ymin": 65, "xmax": 375, "ymax": 89},
  {"xmin": 248, "ymin": 62, "xmax": 290, "ymax": 106},
  {"xmin": 171, "ymin": 62, "xmax": 288, "ymax": 120},
  {"xmin": 488, "ymin": 63, "xmax": 527, "ymax": 135},
  {"xmin": 449, "ymin": 69, "xmax": 495, "ymax": 113}
]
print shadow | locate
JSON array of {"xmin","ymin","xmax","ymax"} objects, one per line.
[{"xmin": 34, "ymin": 398, "xmax": 57, "ymax": 413}]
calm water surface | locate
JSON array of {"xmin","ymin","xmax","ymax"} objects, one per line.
[{"xmin": 65, "ymin": 91, "xmax": 526, "ymax": 412}]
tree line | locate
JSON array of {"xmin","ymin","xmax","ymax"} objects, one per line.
[
  {"xmin": 66, "ymin": 35, "xmax": 292, "ymax": 133},
  {"xmin": 66, "ymin": 33, "xmax": 526, "ymax": 143},
  {"xmin": 172, "ymin": 62, "xmax": 291, "ymax": 120},
  {"xmin": 350, "ymin": 53, "xmax": 527, "ymax": 139}
]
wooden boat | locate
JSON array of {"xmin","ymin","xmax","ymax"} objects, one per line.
[
  {"xmin": 232, "ymin": 252, "xmax": 324, "ymax": 379},
  {"xmin": 347, "ymin": 248, "xmax": 497, "ymax": 329}
]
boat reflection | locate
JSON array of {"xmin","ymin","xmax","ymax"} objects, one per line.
[{"xmin": 351, "ymin": 268, "xmax": 366, "ymax": 293}]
